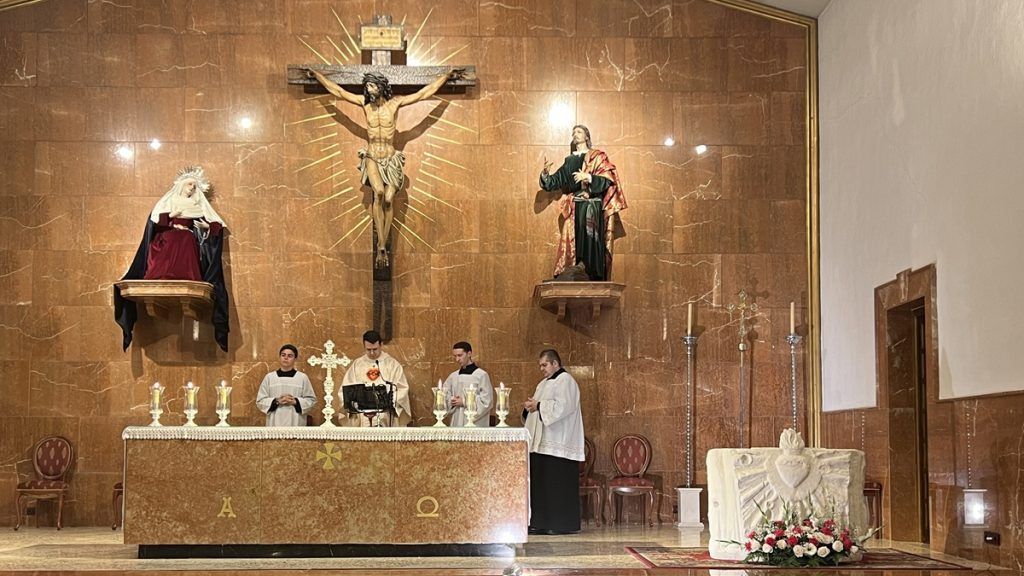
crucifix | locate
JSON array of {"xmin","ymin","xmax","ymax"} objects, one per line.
[
  {"xmin": 306, "ymin": 339, "xmax": 351, "ymax": 427},
  {"xmin": 287, "ymin": 15, "xmax": 476, "ymax": 341}
]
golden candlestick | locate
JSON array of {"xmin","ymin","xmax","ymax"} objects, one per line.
[
  {"xmin": 183, "ymin": 382, "xmax": 200, "ymax": 427},
  {"xmin": 215, "ymin": 380, "xmax": 232, "ymax": 427},
  {"xmin": 149, "ymin": 382, "xmax": 164, "ymax": 427},
  {"xmin": 463, "ymin": 382, "xmax": 480, "ymax": 428},
  {"xmin": 495, "ymin": 383, "xmax": 511, "ymax": 427},
  {"xmin": 432, "ymin": 380, "xmax": 448, "ymax": 427}
]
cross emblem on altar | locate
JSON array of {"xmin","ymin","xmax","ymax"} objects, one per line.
[
  {"xmin": 307, "ymin": 340, "xmax": 351, "ymax": 427},
  {"xmin": 315, "ymin": 442, "xmax": 344, "ymax": 470}
]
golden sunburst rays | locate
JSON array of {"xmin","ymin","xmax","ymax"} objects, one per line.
[{"xmin": 293, "ymin": 10, "xmax": 475, "ymax": 252}]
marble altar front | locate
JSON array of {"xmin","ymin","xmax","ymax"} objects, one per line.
[{"xmin": 121, "ymin": 427, "xmax": 529, "ymax": 550}]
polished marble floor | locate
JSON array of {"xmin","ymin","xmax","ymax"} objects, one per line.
[{"xmin": 0, "ymin": 524, "xmax": 1012, "ymax": 574}]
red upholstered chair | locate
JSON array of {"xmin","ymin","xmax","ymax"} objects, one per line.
[
  {"xmin": 606, "ymin": 434, "xmax": 657, "ymax": 527},
  {"xmin": 579, "ymin": 437, "xmax": 602, "ymax": 526},
  {"xmin": 14, "ymin": 437, "xmax": 74, "ymax": 530},
  {"xmin": 112, "ymin": 482, "xmax": 124, "ymax": 530}
]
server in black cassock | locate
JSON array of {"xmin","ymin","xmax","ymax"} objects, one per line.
[{"xmin": 523, "ymin": 349, "xmax": 585, "ymax": 535}]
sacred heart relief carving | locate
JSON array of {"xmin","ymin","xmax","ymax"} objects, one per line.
[{"xmin": 768, "ymin": 429, "xmax": 822, "ymax": 500}]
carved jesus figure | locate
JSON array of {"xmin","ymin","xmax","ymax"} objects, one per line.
[{"xmin": 309, "ymin": 68, "xmax": 464, "ymax": 267}]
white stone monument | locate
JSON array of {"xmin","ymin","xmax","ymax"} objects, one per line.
[{"xmin": 707, "ymin": 429, "xmax": 867, "ymax": 560}]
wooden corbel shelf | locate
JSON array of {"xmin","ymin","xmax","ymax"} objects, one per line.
[
  {"xmin": 115, "ymin": 280, "xmax": 213, "ymax": 320},
  {"xmin": 533, "ymin": 282, "xmax": 625, "ymax": 322}
]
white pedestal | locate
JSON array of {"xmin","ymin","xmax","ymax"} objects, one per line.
[{"xmin": 676, "ymin": 487, "xmax": 704, "ymax": 530}]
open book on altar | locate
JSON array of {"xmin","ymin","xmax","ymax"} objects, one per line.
[{"xmin": 341, "ymin": 381, "xmax": 394, "ymax": 414}]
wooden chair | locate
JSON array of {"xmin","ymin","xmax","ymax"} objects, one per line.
[
  {"xmin": 579, "ymin": 437, "xmax": 602, "ymax": 526},
  {"xmin": 112, "ymin": 482, "xmax": 124, "ymax": 530},
  {"xmin": 864, "ymin": 480, "xmax": 882, "ymax": 539},
  {"xmin": 606, "ymin": 434, "xmax": 657, "ymax": 527},
  {"xmin": 14, "ymin": 437, "xmax": 74, "ymax": 530}
]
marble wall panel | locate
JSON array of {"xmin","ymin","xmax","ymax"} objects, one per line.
[
  {"xmin": 479, "ymin": 0, "xmax": 576, "ymax": 37},
  {"xmin": 0, "ymin": 31, "xmax": 36, "ymax": 87},
  {"xmin": 623, "ymin": 38, "xmax": 725, "ymax": 92},
  {"xmin": 0, "ymin": 250, "xmax": 33, "ymax": 305},
  {"xmin": 86, "ymin": 33, "xmax": 135, "ymax": 87},
  {"xmin": 0, "ymin": 0, "xmax": 810, "ymax": 527}
]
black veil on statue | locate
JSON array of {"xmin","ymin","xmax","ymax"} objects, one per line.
[{"xmin": 114, "ymin": 222, "xmax": 230, "ymax": 352}]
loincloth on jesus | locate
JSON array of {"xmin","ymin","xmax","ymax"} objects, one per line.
[{"xmin": 358, "ymin": 149, "xmax": 406, "ymax": 189}]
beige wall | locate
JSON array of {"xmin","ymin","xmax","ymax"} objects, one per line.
[{"xmin": 820, "ymin": 0, "xmax": 1024, "ymax": 408}]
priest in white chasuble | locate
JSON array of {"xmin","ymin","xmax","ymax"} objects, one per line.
[
  {"xmin": 339, "ymin": 330, "xmax": 412, "ymax": 427},
  {"xmin": 442, "ymin": 341, "xmax": 494, "ymax": 427},
  {"xmin": 256, "ymin": 344, "xmax": 318, "ymax": 426}
]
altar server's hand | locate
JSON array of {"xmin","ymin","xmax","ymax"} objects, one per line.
[
  {"xmin": 524, "ymin": 398, "xmax": 539, "ymax": 412},
  {"xmin": 451, "ymin": 395, "xmax": 464, "ymax": 408}
]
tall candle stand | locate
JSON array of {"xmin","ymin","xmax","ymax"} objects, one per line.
[
  {"xmin": 677, "ymin": 334, "xmax": 704, "ymax": 532},
  {"xmin": 786, "ymin": 333, "xmax": 803, "ymax": 431}
]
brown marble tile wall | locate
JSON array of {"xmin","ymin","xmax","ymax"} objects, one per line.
[
  {"xmin": 0, "ymin": 0, "xmax": 809, "ymax": 527},
  {"xmin": 824, "ymin": 396, "xmax": 1024, "ymax": 570},
  {"xmin": 823, "ymin": 266, "xmax": 1020, "ymax": 568}
]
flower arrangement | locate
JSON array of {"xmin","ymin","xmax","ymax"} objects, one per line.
[{"xmin": 731, "ymin": 504, "xmax": 878, "ymax": 567}]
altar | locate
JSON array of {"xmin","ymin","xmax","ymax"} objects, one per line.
[{"xmin": 121, "ymin": 426, "xmax": 529, "ymax": 557}]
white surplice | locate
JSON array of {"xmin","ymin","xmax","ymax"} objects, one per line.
[
  {"xmin": 523, "ymin": 369, "xmax": 585, "ymax": 461},
  {"xmin": 442, "ymin": 364, "xmax": 494, "ymax": 427},
  {"xmin": 255, "ymin": 369, "xmax": 318, "ymax": 427}
]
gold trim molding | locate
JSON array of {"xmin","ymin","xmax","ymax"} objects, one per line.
[
  {"xmin": 0, "ymin": 0, "xmax": 47, "ymax": 13},
  {"xmin": 706, "ymin": 0, "xmax": 821, "ymax": 446}
]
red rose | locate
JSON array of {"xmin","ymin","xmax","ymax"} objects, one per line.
[
  {"xmin": 766, "ymin": 537, "xmax": 776, "ymax": 546},
  {"xmin": 745, "ymin": 542, "xmax": 753, "ymax": 551},
  {"xmin": 787, "ymin": 536, "xmax": 799, "ymax": 547},
  {"xmin": 792, "ymin": 526, "xmax": 802, "ymax": 534}
]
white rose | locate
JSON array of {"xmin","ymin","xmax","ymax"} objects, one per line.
[
  {"xmin": 822, "ymin": 535, "xmax": 834, "ymax": 544},
  {"xmin": 777, "ymin": 540, "xmax": 789, "ymax": 550},
  {"xmin": 851, "ymin": 545, "xmax": 859, "ymax": 554},
  {"xmin": 762, "ymin": 543, "xmax": 773, "ymax": 554},
  {"xmin": 817, "ymin": 546, "xmax": 830, "ymax": 558},
  {"xmin": 792, "ymin": 545, "xmax": 804, "ymax": 557},
  {"xmin": 832, "ymin": 541, "xmax": 844, "ymax": 552},
  {"xmin": 804, "ymin": 544, "xmax": 817, "ymax": 556}
]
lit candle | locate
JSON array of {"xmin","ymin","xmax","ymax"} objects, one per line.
[
  {"xmin": 185, "ymin": 381, "xmax": 197, "ymax": 408},
  {"xmin": 790, "ymin": 302, "xmax": 795, "ymax": 334},
  {"xmin": 687, "ymin": 302, "xmax": 693, "ymax": 335},
  {"xmin": 497, "ymin": 382, "xmax": 508, "ymax": 412},
  {"xmin": 434, "ymin": 379, "xmax": 445, "ymax": 411},
  {"xmin": 465, "ymin": 384, "xmax": 478, "ymax": 413},
  {"xmin": 217, "ymin": 380, "xmax": 230, "ymax": 408},
  {"xmin": 150, "ymin": 382, "xmax": 163, "ymax": 411}
]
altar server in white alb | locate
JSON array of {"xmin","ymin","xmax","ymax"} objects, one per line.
[
  {"xmin": 339, "ymin": 330, "xmax": 412, "ymax": 427},
  {"xmin": 523, "ymin": 349, "xmax": 585, "ymax": 535},
  {"xmin": 442, "ymin": 341, "xmax": 494, "ymax": 427},
  {"xmin": 256, "ymin": 344, "xmax": 318, "ymax": 426}
]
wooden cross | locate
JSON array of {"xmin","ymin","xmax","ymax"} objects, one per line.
[
  {"xmin": 286, "ymin": 15, "xmax": 477, "ymax": 342},
  {"xmin": 307, "ymin": 339, "xmax": 351, "ymax": 427}
]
